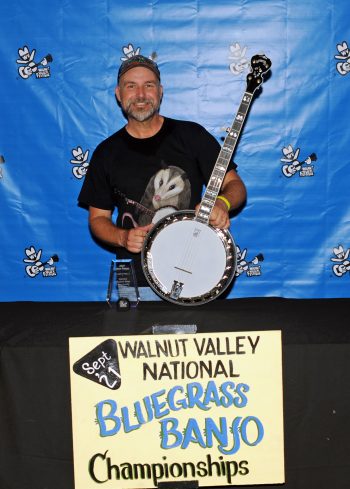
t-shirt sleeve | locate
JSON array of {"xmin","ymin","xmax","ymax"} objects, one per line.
[
  {"xmin": 194, "ymin": 124, "xmax": 237, "ymax": 183},
  {"xmin": 77, "ymin": 143, "xmax": 115, "ymax": 211}
]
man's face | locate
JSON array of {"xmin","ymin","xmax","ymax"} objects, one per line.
[{"xmin": 116, "ymin": 67, "xmax": 163, "ymax": 122}]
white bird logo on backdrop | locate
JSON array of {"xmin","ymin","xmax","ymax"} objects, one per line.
[
  {"xmin": 335, "ymin": 41, "xmax": 350, "ymax": 76},
  {"xmin": 70, "ymin": 146, "xmax": 90, "ymax": 179},
  {"xmin": 16, "ymin": 45, "xmax": 53, "ymax": 79}
]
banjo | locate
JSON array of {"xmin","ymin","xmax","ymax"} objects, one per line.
[{"xmin": 142, "ymin": 54, "xmax": 271, "ymax": 305}]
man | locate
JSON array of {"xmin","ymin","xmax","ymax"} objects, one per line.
[{"xmin": 78, "ymin": 54, "xmax": 246, "ymax": 298}]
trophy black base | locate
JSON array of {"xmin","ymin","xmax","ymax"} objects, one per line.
[{"xmin": 116, "ymin": 297, "xmax": 131, "ymax": 311}]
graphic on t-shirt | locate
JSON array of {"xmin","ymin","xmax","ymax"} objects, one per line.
[
  {"xmin": 139, "ymin": 165, "xmax": 191, "ymax": 224},
  {"xmin": 118, "ymin": 165, "xmax": 191, "ymax": 227}
]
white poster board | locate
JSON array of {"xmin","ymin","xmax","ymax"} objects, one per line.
[{"xmin": 69, "ymin": 331, "xmax": 284, "ymax": 487}]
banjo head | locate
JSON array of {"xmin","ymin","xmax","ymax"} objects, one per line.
[{"xmin": 141, "ymin": 210, "xmax": 237, "ymax": 306}]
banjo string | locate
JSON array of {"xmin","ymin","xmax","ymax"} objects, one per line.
[{"xmin": 174, "ymin": 224, "xmax": 201, "ymax": 284}]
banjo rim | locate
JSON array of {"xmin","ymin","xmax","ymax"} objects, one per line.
[{"xmin": 141, "ymin": 210, "xmax": 237, "ymax": 306}]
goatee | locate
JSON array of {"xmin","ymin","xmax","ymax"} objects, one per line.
[{"xmin": 124, "ymin": 98, "xmax": 159, "ymax": 122}]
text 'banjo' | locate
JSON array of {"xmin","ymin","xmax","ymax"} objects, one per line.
[{"xmin": 142, "ymin": 54, "xmax": 272, "ymax": 305}]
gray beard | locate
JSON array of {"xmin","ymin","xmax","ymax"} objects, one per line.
[{"xmin": 124, "ymin": 98, "xmax": 159, "ymax": 122}]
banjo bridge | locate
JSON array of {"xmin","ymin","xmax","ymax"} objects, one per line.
[
  {"xmin": 169, "ymin": 280, "xmax": 184, "ymax": 300},
  {"xmin": 174, "ymin": 266, "xmax": 192, "ymax": 274}
]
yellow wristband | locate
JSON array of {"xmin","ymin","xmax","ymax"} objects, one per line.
[{"xmin": 217, "ymin": 195, "xmax": 231, "ymax": 211}]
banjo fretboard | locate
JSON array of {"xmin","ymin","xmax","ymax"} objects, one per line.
[{"xmin": 196, "ymin": 92, "xmax": 253, "ymax": 225}]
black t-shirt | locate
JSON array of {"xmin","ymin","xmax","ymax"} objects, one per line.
[{"xmin": 78, "ymin": 117, "xmax": 235, "ymax": 285}]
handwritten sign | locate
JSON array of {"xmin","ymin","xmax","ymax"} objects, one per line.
[{"xmin": 69, "ymin": 331, "xmax": 284, "ymax": 488}]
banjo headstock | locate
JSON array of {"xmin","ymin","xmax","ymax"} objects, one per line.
[{"xmin": 246, "ymin": 54, "xmax": 272, "ymax": 94}]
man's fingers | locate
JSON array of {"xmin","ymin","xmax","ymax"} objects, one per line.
[
  {"xmin": 126, "ymin": 226, "xmax": 153, "ymax": 252},
  {"xmin": 209, "ymin": 204, "xmax": 230, "ymax": 229}
]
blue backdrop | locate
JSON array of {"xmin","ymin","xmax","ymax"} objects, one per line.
[{"xmin": 1, "ymin": 0, "xmax": 349, "ymax": 301}]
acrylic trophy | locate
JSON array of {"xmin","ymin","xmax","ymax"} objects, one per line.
[{"xmin": 106, "ymin": 259, "xmax": 140, "ymax": 310}]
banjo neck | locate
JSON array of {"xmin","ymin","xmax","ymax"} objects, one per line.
[
  {"xmin": 195, "ymin": 92, "xmax": 253, "ymax": 225},
  {"xmin": 196, "ymin": 54, "xmax": 272, "ymax": 225}
]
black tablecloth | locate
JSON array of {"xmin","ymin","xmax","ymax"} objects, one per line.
[{"xmin": 1, "ymin": 298, "xmax": 350, "ymax": 489}]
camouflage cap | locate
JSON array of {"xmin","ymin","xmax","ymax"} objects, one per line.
[{"xmin": 117, "ymin": 55, "xmax": 160, "ymax": 83}]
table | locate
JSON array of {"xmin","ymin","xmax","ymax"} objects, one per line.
[{"xmin": 1, "ymin": 298, "xmax": 350, "ymax": 489}]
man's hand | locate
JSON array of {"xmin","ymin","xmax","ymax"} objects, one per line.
[
  {"xmin": 88, "ymin": 207, "xmax": 154, "ymax": 252},
  {"xmin": 124, "ymin": 224, "xmax": 153, "ymax": 253},
  {"xmin": 209, "ymin": 199, "xmax": 231, "ymax": 229},
  {"xmin": 195, "ymin": 199, "xmax": 230, "ymax": 229},
  {"xmin": 194, "ymin": 168, "xmax": 246, "ymax": 230}
]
